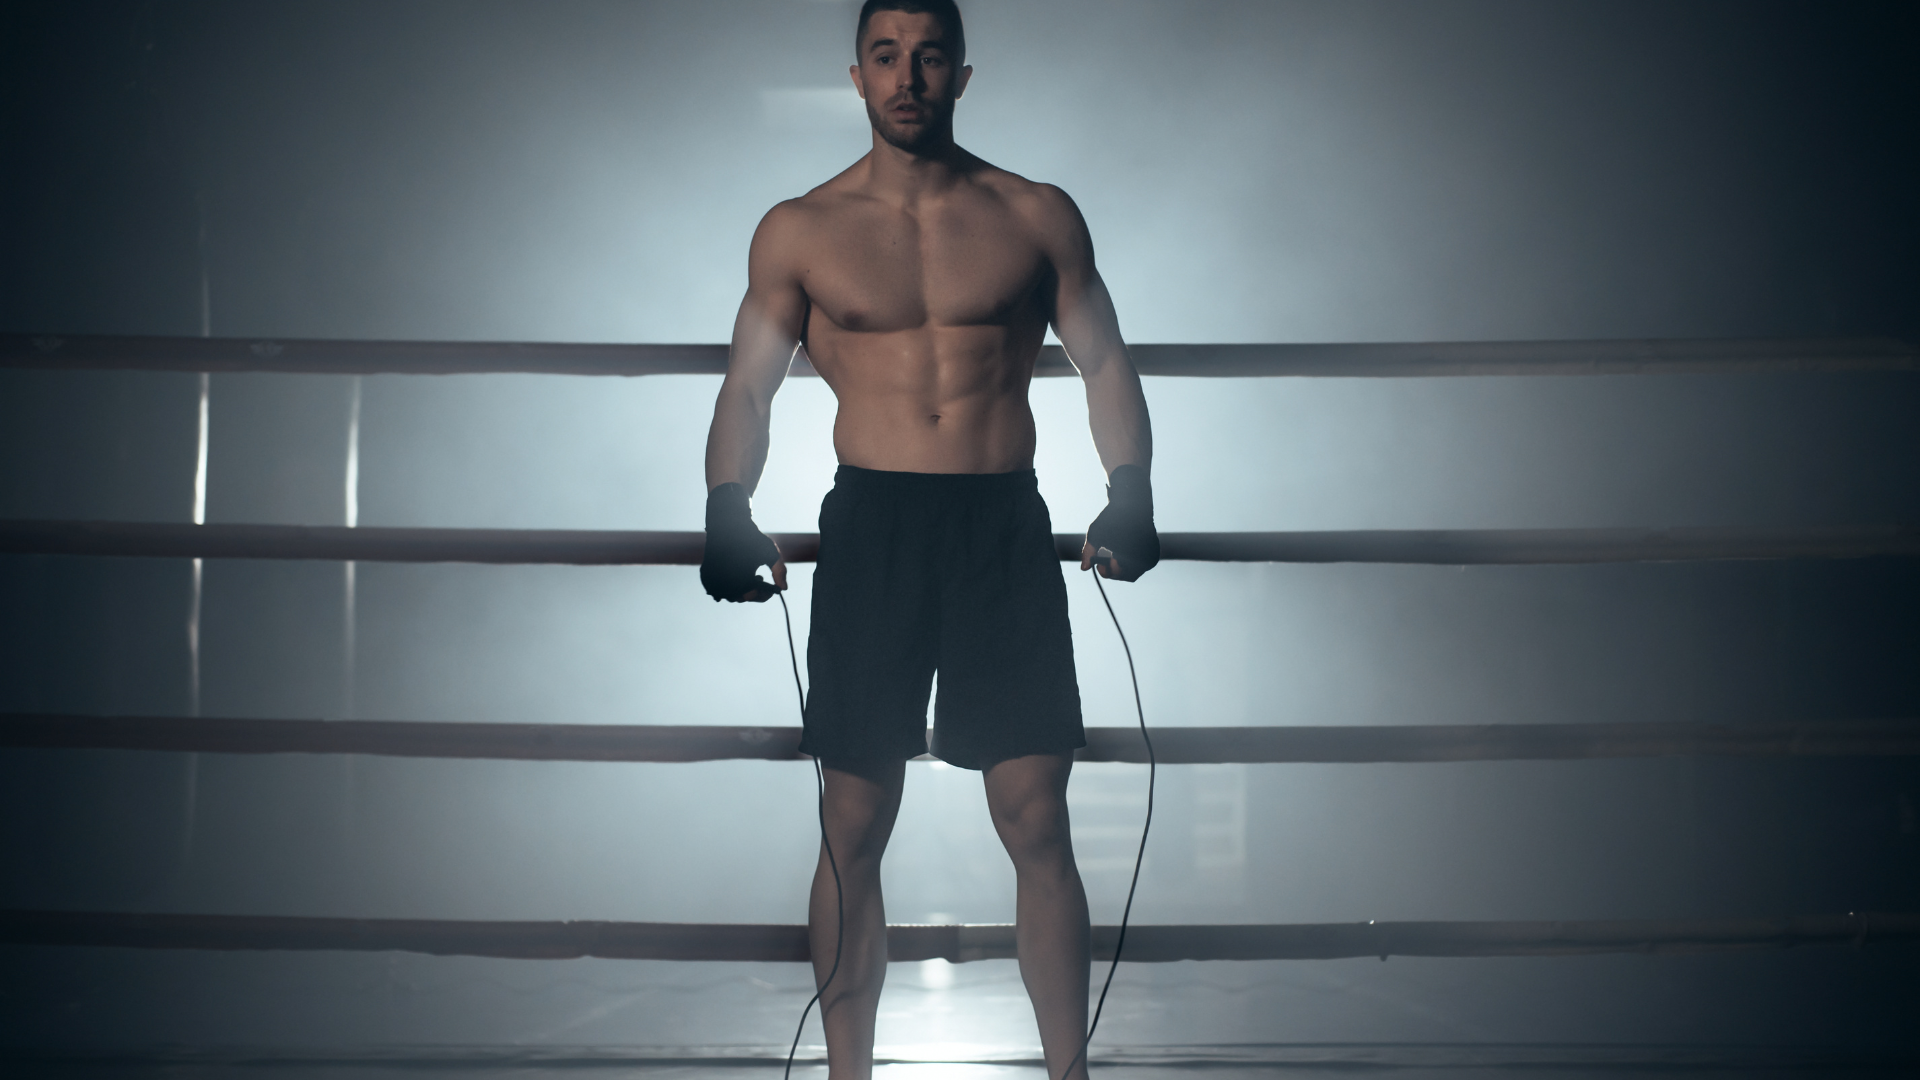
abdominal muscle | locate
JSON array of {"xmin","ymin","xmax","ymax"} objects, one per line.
[{"xmin": 807, "ymin": 321, "xmax": 1044, "ymax": 475}]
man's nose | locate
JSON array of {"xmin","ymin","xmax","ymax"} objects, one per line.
[{"xmin": 906, "ymin": 59, "xmax": 927, "ymax": 94}]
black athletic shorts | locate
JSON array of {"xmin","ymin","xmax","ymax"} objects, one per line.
[{"xmin": 799, "ymin": 465, "xmax": 1085, "ymax": 770}]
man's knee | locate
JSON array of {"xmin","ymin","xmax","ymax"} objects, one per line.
[
  {"xmin": 985, "ymin": 757, "xmax": 1074, "ymax": 861},
  {"xmin": 993, "ymin": 799, "xmax": 1072, "ymax": 863},
  {"xmin": 821, "ymin": 759, "xmax": 906, "ymax": 863}
]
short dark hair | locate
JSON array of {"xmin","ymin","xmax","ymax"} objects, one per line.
[{"xmin": 856, "ymin": 0, "xmax": 966, "ymax": 67}]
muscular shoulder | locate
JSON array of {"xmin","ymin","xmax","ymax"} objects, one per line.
[
  {"xmin": 746, "ymin": 192, "xmax": 843, "ymax": 283},
  {"xmin": 752, "ymin": 176, "xmax": 874, "ymax": 253},
  {"xmin": 963, "ymin": 165, "xmax": 1069, "ymax": 218},
  {"xmin": 751, "ymin": 197, "xmax": 814, "ymax": 257},
  {"xmin": 973, "ymin": 170, "xmax": 1092, "ymax": 265}
]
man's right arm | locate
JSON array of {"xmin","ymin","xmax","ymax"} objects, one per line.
[{"xmin": 700, "ymin": 205, "xmax": 808, "ymax": 602}]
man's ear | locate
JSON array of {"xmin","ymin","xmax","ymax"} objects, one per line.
[
  {"xmin": 955, "ymin": 64, "xmax": 973, "ymax": 98},
  {"xmin": 849, "ymin": 63, "xmax": 865, "ymax": 100}
]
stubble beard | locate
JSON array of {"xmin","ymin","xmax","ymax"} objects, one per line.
[{"xmin": 867, "ymin": 98, "xmax": 954, "ymax": 155}]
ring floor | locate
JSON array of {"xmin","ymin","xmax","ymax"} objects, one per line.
[{"xmin": 14, "ymin": 1060, "xmax": 1920, "ymax": 1079}]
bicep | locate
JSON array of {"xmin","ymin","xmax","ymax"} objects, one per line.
[
  {"xmin": 726, "ymin": 212, "xmax": 810, "ymax": 399},
  {"xmin": 1037, "ymin": 189, "xmax": 1126, "ymax": 375}
]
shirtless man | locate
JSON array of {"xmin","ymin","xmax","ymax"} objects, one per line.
[{"xmin": 700, "ymin": 3, "xmax": 1158, "ymax": 1077}]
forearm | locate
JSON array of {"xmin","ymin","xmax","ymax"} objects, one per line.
[
  {"xmin": 1081, "ymin": 354, "xmax": 1152, "ymax": 476},
  {"xmin": 701, "ymin": 382, "xmax": 787, "ymax": 603},
  {"xmin": 704, "ymin": 381, "xmax": 775, "ymax": 494},
  {"xmin": 1080, "ymin": 352, "xmax": 1160, "ymax": 581},
  {"xmin": 1052, "ymin": 259, "xmax": 1149, "ymax": 475}
]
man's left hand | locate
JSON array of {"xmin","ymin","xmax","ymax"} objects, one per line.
[{"xmin": 1082, "ymin": 463, "xmax": 1159, "ymax": 582}]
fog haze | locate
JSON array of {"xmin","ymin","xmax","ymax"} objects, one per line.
[{"xmin": 2, "ymin": 0, "xmax": 1916, "ymax": 1058}]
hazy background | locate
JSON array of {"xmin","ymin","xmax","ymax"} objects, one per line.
[{"xmin": 1, "ymin": 0, "xmax": 1917, "ymax": 1057}]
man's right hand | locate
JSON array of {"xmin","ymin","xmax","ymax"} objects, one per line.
[{"xmin": 701, "ymin": 483, "xmax": 787, "ymax": 602}]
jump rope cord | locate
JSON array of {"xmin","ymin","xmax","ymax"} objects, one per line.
[
  {"xmin": 779, "ymin": 591, "xmax": 844, "ymax": 1080},
  {"xmin": 775, "ymin": 569, "xmax": 1153, "ymax": 1080},
  {"xmin": 1059, "ymin": 567, "xmax": 1155, "ymax": 1080}
]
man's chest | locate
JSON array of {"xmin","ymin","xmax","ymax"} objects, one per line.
[{"xmin": 798, "ymin": 204, "xmax": 1050, "ymax": 334}]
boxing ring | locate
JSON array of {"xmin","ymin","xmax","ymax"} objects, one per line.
[{"xmin": 3, "ymin": 332, "xmax": 1918, "ymax": 1044}]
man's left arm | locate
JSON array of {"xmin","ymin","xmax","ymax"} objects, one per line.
[{"xmin": 1035, "ymin": 185, "xmax": 1158, "ymax": 581}]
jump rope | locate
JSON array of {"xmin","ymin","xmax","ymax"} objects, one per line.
[{"xmin": 775, "ymin": 554, "xmax": 1156, "ymax": 1080}]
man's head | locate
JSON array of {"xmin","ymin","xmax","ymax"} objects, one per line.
[{"xmin": 850, "ymin": 0, "xmax": 971, "ymax": 155}]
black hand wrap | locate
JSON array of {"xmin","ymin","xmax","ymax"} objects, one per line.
[
  {"xmin": 701, "ymin": 483, "xmax": 781, "ymax": 602},
  {"xmin": 1086, "ymin": 464, "xmax": 1160, "ymax": 581}
]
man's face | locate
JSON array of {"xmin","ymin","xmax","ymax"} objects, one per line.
[{"xmin": 850, "ymin": 10, "xmax": 971, "ymax": 153}]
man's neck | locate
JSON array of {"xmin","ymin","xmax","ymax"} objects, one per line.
[{"xmin": 863, "ymin": 132, "xmax": 974, "ymax": 203}]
